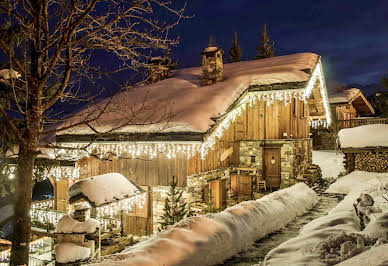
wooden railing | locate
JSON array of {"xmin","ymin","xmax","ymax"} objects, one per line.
[{"xmin": 334, "ymin": 117, "xmax": 388, "ymax": 131}]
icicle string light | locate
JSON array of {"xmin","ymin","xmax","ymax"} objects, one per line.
[
  {"xmin": 96, "ymin": 192, "xmax": 146, "ymax": 219},
  {"xmin": 53, "ymin": 142, "xmax": 202, "ymax": 161},
  {"xmin": 3, "ymin": 165, "xmax": 80, "ymax": 181}
]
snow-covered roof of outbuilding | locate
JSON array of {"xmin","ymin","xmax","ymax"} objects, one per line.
[
  {"xmin": 329, "ymin": 88, "xmax": 361, "ymax": 104},
  {"xmin": 56, "ymin": 53, "xmax": 319, "ymax": 136},
  {"xmin": 338, "ymin": 124, "xmax": 388, "ymax": 149},
  {"xmin": 68, "ymin": 173, "xmax": 144, "ymax": 207}
]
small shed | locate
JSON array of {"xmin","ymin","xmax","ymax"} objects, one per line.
[
  {"xmin": 338, "ymin": 124, "xmax": 388, "ymax": 173},
  {"xmin": 68, "ymin": 173, "xmax": 145, "ymax": 229}
]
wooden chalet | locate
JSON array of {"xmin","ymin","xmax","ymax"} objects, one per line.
[
  {"xmin": 329, "ymin": 87, "xmax": 375, "ymax": 127},
  {"xmin": 50, "ymin": 49, "xmax": 331, "ymax": 233}
]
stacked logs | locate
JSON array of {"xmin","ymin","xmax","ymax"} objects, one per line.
[{"xmin": 355, "ymin": 152, "xmax": 388, "ymax": 172}]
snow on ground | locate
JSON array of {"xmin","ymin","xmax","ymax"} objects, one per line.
[
  {"xmin": 68, "ymin": 173, "xmax": 143, "ymax": 206},
  {"xmin": 55, "ymin": 242, "xmax": 91, "ymax": 264},
  {"xmin": 312, "ymin": 150, "xmax": 345, "ymax": 179},
  {"xmin": 89, "ymin": 183, "xmax": 317, "ymax": 266},
  {"xmin": 326, "ymin": 171, "xmax": 388, "ymax": 194},
  {"xmin": 338, "ymin": 124, "xmax": 388, "ymax": 148},
  {"xmin": 56, "ymin": 215, "xmax": 99, "ymax": 234},
  {"xmin": 263, "ymin": 171, "xmax": 388, "ymax": 266}
]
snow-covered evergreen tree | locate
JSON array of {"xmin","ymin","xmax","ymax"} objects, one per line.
[
  {"xmin": 159, "ymin": 176, "xmax": 188, "ymax": 230},
  {"xmin": 228, "ymin": 32, "xmax": 242, "ymax": 63},
  {"xmin": 254, "ymin": 24, "xmax": 275, "ymax": 59}
]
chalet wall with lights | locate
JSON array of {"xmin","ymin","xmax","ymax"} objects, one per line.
[{"xmin": 52, "ymin": 51, "xmax": 331, "ymax": 233}]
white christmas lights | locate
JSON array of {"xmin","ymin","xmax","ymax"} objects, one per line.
[{"xmin": 96, "ymin": 192, "xmax": 146, "ymax": 219}]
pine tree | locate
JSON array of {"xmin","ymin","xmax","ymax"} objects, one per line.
[
  {"xmin": 159, "ymin": 176, "xmax": 188, "ymax": 230},
  {"xmin": 228, "ymin": 32, "xmax": 242, "ymax": 63},
  {"xmin": 254, "ymin": 24, "xmax": 275, "ymax": 59}
]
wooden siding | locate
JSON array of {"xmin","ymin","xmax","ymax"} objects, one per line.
[
  {"xmin": 188, "ymin": 98, "xmax": 310, "ymax": 175},
  {"xmin": 77, "ymin": 98, "xmax": 310, "ymax": 186},
  {"xmin": 78, "ymin": 154, "xmax": 187, "ymax": 187}
]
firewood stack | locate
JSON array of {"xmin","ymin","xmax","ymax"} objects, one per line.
[{"xmin": 354, "ymin": 152, "xmax": 388, "ymax": 172}]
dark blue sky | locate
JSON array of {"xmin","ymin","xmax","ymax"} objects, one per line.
[{"xmin": 170, "ymin": 0, "xmax": 388, "ymax": 91}]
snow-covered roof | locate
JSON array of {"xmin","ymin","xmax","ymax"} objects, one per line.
[
  {"xmin": 329, "ymin": 88, "xmax": 361, "ymax": 104},
  {"xmin": 56, "ymin": 215, "xmax": 99, "ymax": 234},
  {"xmin": 55, "ymin": 242, "xmax": 91, "ymax": 264},
  {"xmin": 338, "ymin": 124, "xmax": 388, "ymax": 149},
  {"xmin": 68, "ymin": 173, "xmax": 144, "ymax": 207},
  {"xmin": 56, "ymin": 53, "xmax": 319, "ymax": 136}
]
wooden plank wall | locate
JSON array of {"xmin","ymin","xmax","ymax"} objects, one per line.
[
  {"xmin": 188, "ymin": 98, "xmax": 310, "ymax": 175},
  {"xmin": 77, "ymin": 98, "xmax": 310, "ymax": 186},
  {"xmin": 78, "ymin": 154, "xmax": 187, "ymax": 187}
]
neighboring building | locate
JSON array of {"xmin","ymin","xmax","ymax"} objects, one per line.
[
  {"xmin": 52, "ymin": 50, "xmax": 331, "ymax": 232},
  {"xmin": 329, "ymin": 87, "xmax": 375, "ymax": 124},
  {"xmin": 313, "ymin": 87, "xmax": 376, "ymax": 150}
]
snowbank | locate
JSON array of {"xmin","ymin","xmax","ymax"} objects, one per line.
[
  {"xmin": 312, "ymin": 150, "xmax": 345, "ymax": 179},
  {"xmin": 326, "ymin": 171, "xmax": 388, "ymax": 194},
  {"xmin": 263, "ymin": 172, "xmax": 388, "ymax": 266},
  {"xmin": 55, "ymin": 242, "xmax": 91, "ymax": 264},
  {"xmin": 336, "ymin": 243, "xmax": 388, "ymax": 266},
  {"xmin": 338, "ymin": 124, "xmax": 388, "ymax": 148},
  {"xmin": 56, "ymin": 215, "xmax": 99, "ymax": 234},
  {"xmin": 68, "ymin": 173, "xmax": 143, "ymax": 206},
  {"xmin": 89, "ymin": 183, "xmax": 317, "ymax": 266}
]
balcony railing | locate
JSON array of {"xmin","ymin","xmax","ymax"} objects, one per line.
[{"xmin": 334, "ymin": 117, "xmax": 388, "ymax": 131}]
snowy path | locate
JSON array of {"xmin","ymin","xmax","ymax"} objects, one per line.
[{"xmin": 221, "ymin": 183, "xmax": 342, "ymax": 266}]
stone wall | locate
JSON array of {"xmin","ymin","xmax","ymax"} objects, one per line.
[
  {"xmin": 354, "ymin": 152, "xmax": 388, "ymax": 172},
  {"xmin": 239, "ymin": 139, "xmax": 312, "ymax": 188},
  {"xmin": 186, "ymin": 168, "xmax": 231, "ymax": 207}
]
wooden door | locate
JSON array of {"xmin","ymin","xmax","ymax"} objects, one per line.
[
  {"xmin": 209, "ymin": 179, "xmax": 227, "ymax": 210},
  {"xmin": 263, "ymin": 147, "xmax": 281, "ymax": 188}
]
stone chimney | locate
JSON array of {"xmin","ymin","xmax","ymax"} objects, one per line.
[
  {"xmin": 147, "ymin": 57, "xmax": 172, "ymax": 83},
  {"xmin": 201, "ymin": 46, "xmax": 224, "ymax": 86}
]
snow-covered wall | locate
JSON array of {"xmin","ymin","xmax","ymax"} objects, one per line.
[{"xmin": 90, "ymin": 183, "xmax": 317, "ymax": 266}]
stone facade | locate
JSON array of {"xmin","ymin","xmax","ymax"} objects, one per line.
[
  {"xmin": 201, "ymin": 47, "xmax": 223, "ymax": 86},
  {"xmin": 239, "ymin": 139, "xmax": 312, "ymax": 188}
]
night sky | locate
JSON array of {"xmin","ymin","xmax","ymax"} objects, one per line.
[{"xmin": 170, "ymin": 0, "xmax": 388, "ymax": 94}]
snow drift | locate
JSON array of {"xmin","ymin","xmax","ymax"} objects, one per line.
[
  {"xmin": 89, "ymin": 183, "xmax": 317, "ymax": 266},
  {"xmin": 263, "ymin": 171, "xmax": 388, "ymax": 266}
]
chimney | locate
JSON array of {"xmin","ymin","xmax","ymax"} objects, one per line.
[
  {"xmin": 147, "ymin": 57, "xmax": 172, "ymax": 83},
  {"xmin": 200, "ymin": 46, "xmax": 224, "ymax": 86}
]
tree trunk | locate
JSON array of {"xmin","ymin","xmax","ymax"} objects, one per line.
[{"xmin": 10, "ymin": 144, "xmax": 36, "ymax": 265}]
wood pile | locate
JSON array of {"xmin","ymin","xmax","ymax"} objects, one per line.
[{"xmin": 354, "ymin": 152, "xmax": 388, "ymax": 172}]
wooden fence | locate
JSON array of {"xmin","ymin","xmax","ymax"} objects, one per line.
[{"xmin": 334, "ymin": 117, "xmax": 388, "ymax": 131}]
